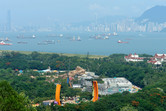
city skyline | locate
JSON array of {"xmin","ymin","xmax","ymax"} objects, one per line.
[{"xmin": 0, "ymin": 0, "xmax": 166, "ymax": 26}]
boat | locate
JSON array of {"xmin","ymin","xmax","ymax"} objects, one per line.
[
  {"xmin": 44, "ymin": 40, "xmax": 55, "ymax": 44},
  {"xmin": 59, "ymin": 34, "xmax": 63, "ymax": 37},
  {"xmin": 17, "ymin": 34, "xmax": 36, "ymax": 39},
  {"xmin": 77, "ymin": 36, "xmax": 81, "ymax": 41},
  {"xmin": 32, "ymin": 35, "xmax": 36, "ymax": 38},
  {"xmin": 4, "ymin": 37, "xmax": 10, "ymax": 41},
  {"xmin": 118, "ymin": 40, "xmax": 128, "ymax": 43},
  {"xmin": 104, "ymin": 36, "xmax": 109, "ymax": 39},
  {"xmin": 0, "ymin": 41, "xmax": 12, "ymax": 45},
  {"xmin": 95, "ymin": 35, "xmax": 102, "ymax": 39},
  {"xmin": 37, "ymin": 42, "xmax": 48, "ymax": 45},
  {"xmin": 113, "ymin": 32, "xmax": 118, "ymax": 36},
  {"xmin": 47, "ymin": 34, "xmax": 63, "ymax": 37},
  {"xmin": 118, "ymin": 40, "xmax": 122, "ymax": 43},
  {"xmin": 17, "ymin": 41, "xmax": 27, "ymax": 44},
  {"xmin": 0, "ymin": 37, "xmax": 11, "ymax": 41}
]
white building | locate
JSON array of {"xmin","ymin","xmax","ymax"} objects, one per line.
[
  {"xmin": 72, "ymin": 84, "xmax": 81, "ymax": 89},
  {"xmin": 124, "ymin": 53, "xmax": 144, "ymax": 62},
  {"xmin": 102, "ymin": 77, "xmax": 132, "ymax": 89},
  {"xmin": 153, "ymin": 54, "xmax": 166, "ymax": 62},
  {"xmin": 98, "ymin": 77, "xmax": 135, "ymax": 95},
  {"xmin": 43, "ymin": 100, "xmax": 54, "ymax": 106},
  {"xmin": 148, "ymin": 54, "xmax": 166, "ymax": 65}
]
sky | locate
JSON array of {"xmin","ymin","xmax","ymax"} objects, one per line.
[{"xmin": 0, "ymin": 0, "xmax": 166, "ymax": 26}]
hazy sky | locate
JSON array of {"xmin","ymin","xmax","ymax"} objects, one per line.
[{"xmin": 0, "ymin": 0, "xmax": 166, "ymax": 25}]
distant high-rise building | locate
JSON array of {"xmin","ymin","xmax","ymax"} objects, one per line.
[{"xmin": 6, "ymin": 10, "xmax": 11, "ymax": 31}]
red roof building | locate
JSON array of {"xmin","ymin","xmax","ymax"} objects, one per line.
[
  {"xmin": 124, "ymin": 53, "xmax": 144, "ymax": 62},
  {"xmin": 147, "ymin": 54, "xmax": 166, "ymax": 65},
  {"xmin": 147, "ymin": 60, "xmax": 162, "ymax": 65}
]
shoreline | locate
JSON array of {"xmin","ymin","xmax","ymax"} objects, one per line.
[{"xmin": 0, "ymin": 50, "xmax": 107, "ymax": 58}]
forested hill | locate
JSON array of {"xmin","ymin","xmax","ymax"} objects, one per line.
[
  {"xmin": 136, "ymin": 5, "xmax": 166, "ymax": 23},
  {"xmin": 0, "ymin": 51, "xmax": 166, "ymax": 110},
  {"xmin": 0, "ymin": 51, "xmax": 166, "ymax": 87}
]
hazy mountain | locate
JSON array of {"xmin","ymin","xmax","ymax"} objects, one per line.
[{"xmin": 136, "ymin": 5, "xmax": 166, "ymax": 24}]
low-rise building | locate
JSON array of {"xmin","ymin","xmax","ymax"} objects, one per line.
[
  {"xmin": 153, "ymin": 54, "xmax": 166, "ymax": 62},
  {"xmin": 102, "ymin": 77, "xmax": 132, "ymax": 89},
  {"xmin": 98, "ymin": 77, "xmax": 133, "ymax": 95},
  {"xmin": 148, "ymin": 54, "xmax": 166, "ymax": 65},
  {"xmin": 151, "ymin": 54, "xmax": 166, "ymax": 62},
  {"xmin": 124, "ymin": 53, "xmax": 144, "ymax": 62},
  {"xmin": 147, "ymin": 60, "xmax": 162, "ymax": 65},
  {"xmin": 80, "ymin": 75, "xmax": 140, "ymax": 95},
  {"xmin": 72, "ymin": 84, "xmax": 81, "ymax": 88},
  {"xmin": 43, "ymin": 100, "xmax": 54, "ymax": 106}
]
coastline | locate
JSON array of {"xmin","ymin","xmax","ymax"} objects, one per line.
[{"xmin": 0, "ymin": 50, "xmax": 107, "ymax": 59}]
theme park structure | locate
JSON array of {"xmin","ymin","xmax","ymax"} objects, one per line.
[
  {"xmin": 92, "ymin": 81, "xmax": 98, "ymax": 102},
  {"xmin": 55, "ymin": 81, "xmax": 99, "ymax": 105},
  {"xmin": 55, "ymin": 84, "xmax": 61, "ymax": 105}
]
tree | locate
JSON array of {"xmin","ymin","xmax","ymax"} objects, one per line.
[
  {"xmin": 0, "ymin": 81, "xmax": 35, "ymax": 111},
  {"xmin": 120, "ymin": 104, "xmax": 138, "ymax": 111}
]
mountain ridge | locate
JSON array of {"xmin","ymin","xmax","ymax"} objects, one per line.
[{"xmin": 136, "ymin": 5, "xmax": 166, "ymax": 24}]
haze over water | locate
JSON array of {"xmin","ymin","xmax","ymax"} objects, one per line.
[
  {"xmin": 1, "ymin": 1, "xmax": 166, "ymax": 55},
  {"xmin": 1, "ymin": 32, "xmax": 166, "ymax": 55}
]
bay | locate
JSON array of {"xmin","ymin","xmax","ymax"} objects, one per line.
[{"xmin": 0, "ymin": 32, "xmax": 166, "ymax": 56}]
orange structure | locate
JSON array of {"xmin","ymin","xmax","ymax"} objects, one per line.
[
  {"xmin": 55, "ymin": 84, "xmax": 61, "ymax": 105},
  {"xmin": 92, "ymin": 81, "xmax": 98, "ymax": 102}
]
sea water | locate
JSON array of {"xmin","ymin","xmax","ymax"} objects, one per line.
[{"xmin": 0, "ymin": 31, "xmax": 166, "ymax": 56}]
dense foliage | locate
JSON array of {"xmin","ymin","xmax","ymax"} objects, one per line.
[
  {"xmin": 1, "ymin": 51, "xmax": 165, "ymax": 87},
  {"xmin": 37, "ymin": 87, "xmax": 166, "ymax": 111},
  {"xmin": 0, "ymin": 81, "xmax": 35, "ymax": 111},
  {"xmin": 0, "ymin": 51, "xmax": 166, "ymax": 110}
]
